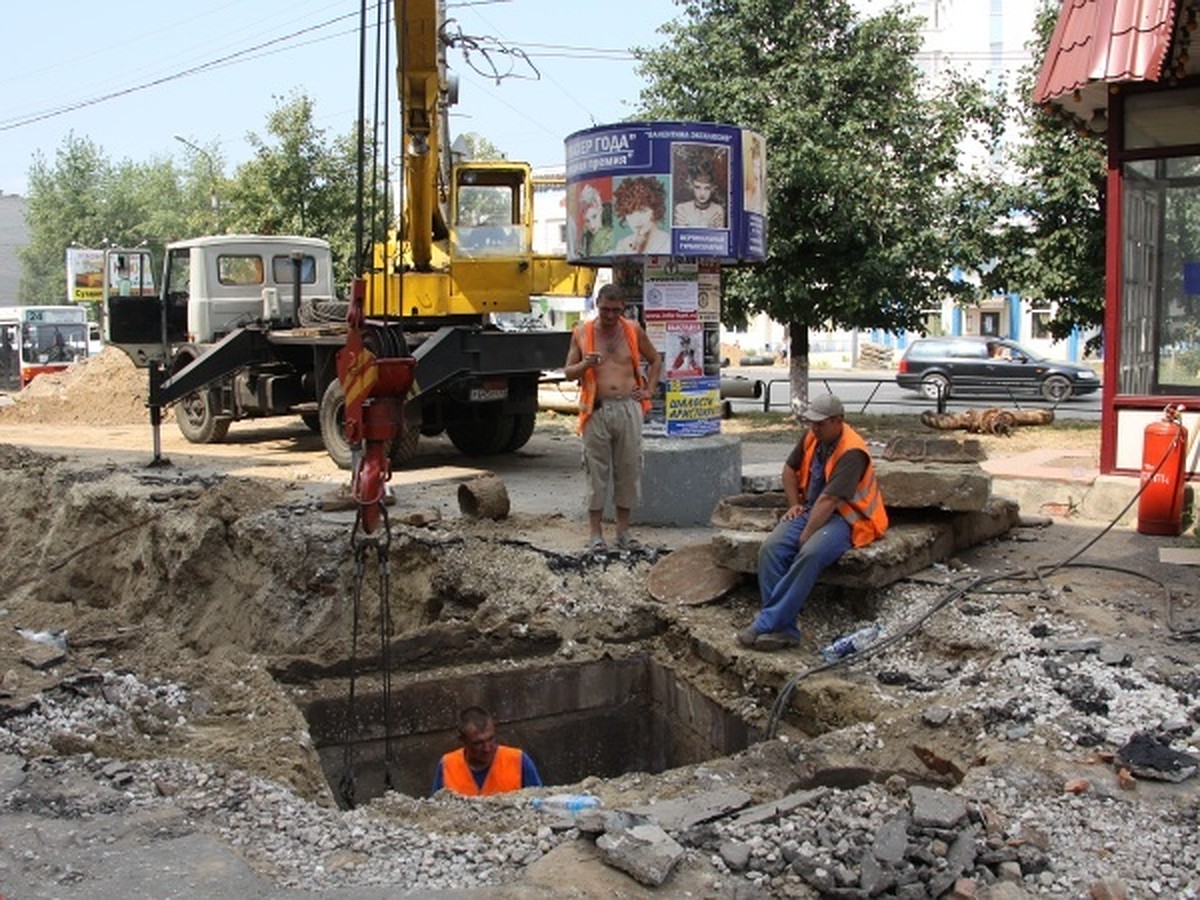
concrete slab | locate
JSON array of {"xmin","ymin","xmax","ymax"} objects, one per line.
[
  {"xmin": 711, "ymin": 497, "xmax": 1020, "ymax": 588},
  {"xmin": 646, "ymin": 543, "xmax": 743, "ymax": 605},
  {"xmin": 743, "ymin": 459, "xmax": 993, "ymax": 513}
]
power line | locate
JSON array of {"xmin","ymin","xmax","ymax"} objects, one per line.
[{"xmin": 0, "ymin": 11, "xmax": 359, "ymax": 133}]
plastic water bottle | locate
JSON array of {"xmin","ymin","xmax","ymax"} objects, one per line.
[
  {"xmin": 820, "ymin": 623, "xmax": 883, "ymax": 663},
  {"xmin": 531, "ymin": 793, "xmax": 602, "ymax": 813}
]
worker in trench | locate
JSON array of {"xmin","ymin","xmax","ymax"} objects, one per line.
[{"xmin": 431, "ymin": 706, "xmax": 543, "ymax": 796}]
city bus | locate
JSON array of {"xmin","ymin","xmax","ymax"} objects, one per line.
[{"xmin": 0, "ymin": 305, "xmax": 91, "ymax": 390}]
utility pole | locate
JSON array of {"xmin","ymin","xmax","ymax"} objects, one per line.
[{"xmin": 173, "ymin": 135, "xmax": 220, "ymax": 233}]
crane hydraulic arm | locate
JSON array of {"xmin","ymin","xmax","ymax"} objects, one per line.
[{"xmin": 396, "ymin": 0, "xmax": 442, "ymax": 273}]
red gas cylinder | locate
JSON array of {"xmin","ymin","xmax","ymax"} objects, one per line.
[{"xmin": 1137, "ymin": 405, "xmax": 1188, "ymax": 536}]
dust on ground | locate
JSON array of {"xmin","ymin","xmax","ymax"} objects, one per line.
[{"xmin": 1, "ymin": 349, "xmax": 1198, "ymax": 897}]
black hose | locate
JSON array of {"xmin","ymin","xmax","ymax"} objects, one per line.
[{"xmin": 764, "ymin": 429, "xmax": 1198, "ymax": 738}]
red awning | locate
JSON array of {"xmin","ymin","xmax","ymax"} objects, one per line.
[{"xmin": 1033, "ymin": 0, "xmax": 1178, "ymax": 121}]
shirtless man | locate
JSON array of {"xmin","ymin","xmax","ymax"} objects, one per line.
[{"xmin": 564, "ymin": 284, "xmax": 662, "ymax": 552}]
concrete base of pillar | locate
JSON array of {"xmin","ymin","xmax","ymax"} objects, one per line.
[{"xmin": 606, "ymin": 434, "xmax": 742, "ymax": 527}]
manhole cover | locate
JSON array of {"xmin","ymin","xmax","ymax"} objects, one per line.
[{"xmin": 647, "ymin": 543, "xmax": 741, "ymax": 606}]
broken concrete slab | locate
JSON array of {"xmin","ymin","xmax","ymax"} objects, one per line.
[
  {"xmin": 726, "ymin": 787, "xmax": 829, "ymax": 827},
  {"xmin": 910, "ymin": 784, "xmax": 967, "ymax": 828},
  {"xmin": 711, "ymin": 497, "xmax": 1019, "ymax": 588},
  {"xmin": 595, "ymin": 823, "xmax": 685, "ymax": 887},
  {"xmin": 623, "ymin": 786, "xmax": 752, "ymax": 831},
  {"xmin": 882, "ymin": 436, "xmax": 987, "ymax": 463},
  {"xmin": 738, "ymin": 459, "xmax": 994, "ymax": 512}
]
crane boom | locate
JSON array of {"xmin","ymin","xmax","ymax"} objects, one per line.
[{"xmin": 396, "ymin": 0, "xmax": 442, "ymax": 272}]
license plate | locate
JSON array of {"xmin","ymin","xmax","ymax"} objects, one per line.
[{"xmin": 469, "ymin": 379, "xmax": 508, "ymax": 402}]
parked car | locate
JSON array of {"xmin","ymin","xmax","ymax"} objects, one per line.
[{"xmin": 895, "ymin": 336, "xmax": 1100, "ymax": 402}]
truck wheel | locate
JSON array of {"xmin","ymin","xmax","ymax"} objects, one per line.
[
  {"xmin": 300, "ymin": 413, "xmax": 321, "ymax": 433},
  {"xmin": 503, "ymin": 412, "xmax": 537, "ymax": 452},
  {"xmin": 446, "ymin": 408, "xmax": 515, "ymax": 456},
  {"xmin": 176, "ymin": 389, "xmax": 231, "ymax": 443},
  {"xmin": 388, "ymin": 418, "xmax": 422, "ymax": 467},
  {"xmin": 319, "ymin": 380, "xmax": 353, "ymax": 470}
]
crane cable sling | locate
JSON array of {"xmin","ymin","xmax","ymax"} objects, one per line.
[
  {"xmin": 339, "ymin": 0, "xmax": 401, "ymax": 809},
  {"xmin": 339, "ymin": 509, "xmax": 397, "ymax": 809},
  {"xmin": 765, "ymin": 428, "xmax": 1198, "ymax": 740}
]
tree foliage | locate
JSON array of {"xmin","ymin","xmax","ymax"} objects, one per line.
[
  {"xmin": 636, "ymin": 0, "xmax": 1005, "ymax": 378},
  {"xmin": 18, "ymin": 136, "xmax": 190, "ymax": 305},
  {"xmin": 224, "ymin": 92, "xmax": 370, "ymax": 287},
  {"xmin": 19, "ymin": 93, "xmax": 382, "ymax": 304},
  {"xmin": 979, "ymin": 1, "xmax": 1106, "ymax": 348}
]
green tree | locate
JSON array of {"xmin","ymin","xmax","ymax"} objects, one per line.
[
  {"xmin": 980, "ymin": 1, "xmax": 1106, "ymax": 350},
  {"xmin": 636, "ymin": 0, "xmax": 1003, "ymax": 403},
  {"xmin": 19, "ymin": 135, "xmax": 192, "ymax": 306},
  {"xmin": 224, "ymin": 92, "xmax": 367, "ymax": 289}
]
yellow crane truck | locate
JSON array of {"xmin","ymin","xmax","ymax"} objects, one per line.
[{"xmin": 105, "ymin": 0, "xmax": 594, "ymax": 468}]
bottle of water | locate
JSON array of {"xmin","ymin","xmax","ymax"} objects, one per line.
[
  {"xmin": 820, "ymin": 623, "xmax": 883, "ymax": 663},
  {"xmin": 531, "ymin": 793, "xmax": 602, "ymax": 813}
]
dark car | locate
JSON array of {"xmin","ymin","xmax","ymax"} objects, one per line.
[{"xmin": 895, "ymin": 336, "xmax": 1100, "ymax": 402}]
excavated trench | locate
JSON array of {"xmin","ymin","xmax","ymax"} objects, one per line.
[{"xmin": 302, "ymin": 652, "xmax": 763, "ymax": 806}]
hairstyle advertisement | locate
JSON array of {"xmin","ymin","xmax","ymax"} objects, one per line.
[{"xmin": 564, "ymin": 122, "xmax": 767, "ymax": 264}]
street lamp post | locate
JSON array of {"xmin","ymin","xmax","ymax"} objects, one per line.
[{"xmin": 173, "ymin": 134, "xmax": 220, "ymax": 233}]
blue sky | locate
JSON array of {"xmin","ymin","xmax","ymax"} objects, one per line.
[{"xmin": 0, "ymin": 0, "xmax": 680, "ymax": 196}]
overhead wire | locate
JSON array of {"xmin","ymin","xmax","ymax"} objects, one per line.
[{"xmin": 0, "ymin": 12, "xmax": 360, "ymax": 133}]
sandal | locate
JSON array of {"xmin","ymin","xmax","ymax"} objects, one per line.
[
  {"xmin": 616, "ymin": 533, "xmax": 641, "ymax": 551},
  {"xmin": 587, "ymin": 536, "xmax": 608, "ymax": 553}
]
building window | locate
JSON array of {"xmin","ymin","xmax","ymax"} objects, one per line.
[{"xmin": 1118, "ymin": 155, "xmax": 1200, "ymax": 394}]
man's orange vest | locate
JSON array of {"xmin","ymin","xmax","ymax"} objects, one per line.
[
  {"xmin": 440, "ymin": 745, "xmax": 524, "ymax": 796},
  {"xmin": 574, "ymin": 316, "xmax": 651, "ymax": 434},
  {"xmin": 795, "ymin": 423, "xmax": 888, "ymax": 547}
]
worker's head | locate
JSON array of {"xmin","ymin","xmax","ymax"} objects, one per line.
[
  {"xmin": 458, "ymin": 706, "xmax": 498, "ymax": 769},
  {"xmin": 595, "ymin": 284, "xmax": 624, "ymax": 321},
  {"xmin": 798, "ymin": 393, "xmax": 845, "ymax": 439}
]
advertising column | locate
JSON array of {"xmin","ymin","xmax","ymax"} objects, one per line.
[{"xmin": 564, "ymin": 120, "xmax": 767, "ymax": 438}]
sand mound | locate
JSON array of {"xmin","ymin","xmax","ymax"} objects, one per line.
[{"xmin": 0, "ymin": 346, "xmax": 157, "ymax": 426}]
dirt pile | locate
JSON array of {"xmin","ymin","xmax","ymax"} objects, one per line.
[{"xmin": 0, "ymin": 346, "xmax": 156, "ymax": 425}]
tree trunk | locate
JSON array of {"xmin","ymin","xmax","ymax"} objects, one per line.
[{"xmin": 788, "ymin": 323, "xmax": 810, "ymax": 417}]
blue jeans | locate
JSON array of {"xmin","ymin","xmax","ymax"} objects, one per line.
[{"xmin": 754, "ymin": 512, "xmax": 852, "ymax": 635}]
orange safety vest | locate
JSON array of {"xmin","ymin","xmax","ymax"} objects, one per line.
[
  {"xmin": 795, "ymin": 423, "xmax": 888, "ymax": 548},
  {"xmin": 574, "ymin": 316, "xmax": 652, "ymax": 434},
  {"xmin": 440, "ymin": 745, "xmax": 524, "ymax": 796}
]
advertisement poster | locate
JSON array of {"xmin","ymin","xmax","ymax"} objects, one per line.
[
  {"xmin": 66, "ymin": 248, "xmax": 156, "ymax": 301},
  {"xmin": 564, "ymin": 121, "xmax": 766, "ymax": 264},
  {"xmin": 644, "ymin": 257, "xmax": 698, "ymax": 322},
  {"xmin": 66, "ymin": 249, "xmax": 105, "ymax": 302},
  {"xmin": 638, "ymin": 256, "xmax": 722, "ymax": 437},
  {"xmin": 664, "ymin": 321, "xmax": 704, "ymax": 379},
  {"xmin": 663, "ymin": 376, "xmax": 721, "ymax": 437}
]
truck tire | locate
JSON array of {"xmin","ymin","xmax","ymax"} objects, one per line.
[
  {"xmin": 320, "ymin": 381, "xmax": 422, "ymax": 469},
  {"xmin": 300, "ymin": 412, "xmax": 321, "ymax": 434},
  {"xmin": 388, "ymin": 418, "xmax": 421, "ymax": 467},
  {"xmin": 176, "ymin": 388, "xmax": 231, "ymax": 444},
  {"xmin": 319, "ymin": 380, "xmax": 353, "ymax": 470},
  {"xmin": 503, "ymin": 412, "xmax": 537, "ymax": 452},
  {"xmin": 446, "ymin": 407, "xmax": 515, "ymax": 456}
]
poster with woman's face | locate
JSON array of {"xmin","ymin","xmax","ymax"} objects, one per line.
[{"xmin": 742, "ymin": 131, "xmax": 766, "ymax": 216}]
